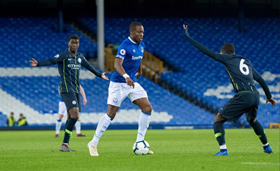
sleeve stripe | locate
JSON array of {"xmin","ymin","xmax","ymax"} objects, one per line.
[{"xmin": 116, "ymin": 55, "xmax": 124, "ymax": 60}]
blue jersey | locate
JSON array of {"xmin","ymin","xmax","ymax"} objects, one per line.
[{"xmin": 110, "ymin": 37, "xmax": 145, "ymax": 83}]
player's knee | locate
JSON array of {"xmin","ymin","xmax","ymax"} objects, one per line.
[
  {"xmin": 214, "ymin": 113, "xmax": 226, "ymax": 123},
  {"xmin": 107, "ymin": 112, "xmax": 116, "ymax": 119},
  {"xmin": 142, "ymin": 105, "xmax": 152, "ymax": 114}
]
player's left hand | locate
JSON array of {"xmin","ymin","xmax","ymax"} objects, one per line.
[
  {"xmin": 183, "ymin": 24, "xmax": 188, "ymax": 29},
  {"xmin": 101, "ymin": 72, "xmax": 109, "ymax": 80},
  {"xmin": 135, "ymin": 72, "xmax": 142, "ymax": 78},
  {"xmin": 266, "ymin": 97, "xmax": 277, "ymax": 106}
]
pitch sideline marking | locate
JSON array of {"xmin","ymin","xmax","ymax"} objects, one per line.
[{"xmin": 241, "ymin": 162, "xmax": 280, "ymax": 166}]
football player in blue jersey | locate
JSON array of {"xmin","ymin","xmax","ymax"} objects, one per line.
[
  {"xmin": 55, "ymin": 85, "xmax": 87, "ymax": 137},
  {"xmin": 183, "ymin": 24, "xmax": 276, "ymax": 156},
  {"xmin": 30, "ymin": 35, "xmax": 109, "ymax": 152},
  {"xmin": 87, "ymin": 22, "xmax": 154, "ymax": 156}
]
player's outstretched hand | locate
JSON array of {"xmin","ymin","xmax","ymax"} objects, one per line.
[
  {"xmin": 135, "ymin": 72, "xmax": 141, "ymax": 78},
  {"xmin": 183, "ymin": 24, "xmax": 188, "ymax": 29},
  {"xmin": 266, "ymin": 97, "xmax": 276, "ymax": 106},
  {"xmin": 101, "ymin": 72, "xmax": 109, "ymax": 80},
  {"xmin": 29, "ymin": 58, "xmax": 38, "ymax": 67},
  {"xmin": 125, "ymin": 77, "xmax": 135, "ymax": 89}
]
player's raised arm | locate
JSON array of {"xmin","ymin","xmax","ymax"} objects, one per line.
[
  {"xmin": 252, "ymin": 68, "xmax": 276, "ymax": 106},
  {"xmin": 183, "ymin": 24, "xmax": 218, "ymax": 60},
  {"xmin": 29, "ymin": 53, "xmax": 64, "ymax": 67},
  {"xmin": 114, "ymin": 58, "xmax": 135, "ymax": 88}
]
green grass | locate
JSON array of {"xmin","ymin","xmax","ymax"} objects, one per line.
[{"xmin": 0, "ymin": 129, "xmax": 279, "ymax": 171}]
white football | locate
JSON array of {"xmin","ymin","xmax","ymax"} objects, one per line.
[{"xmin": 133, "ymin": 140, "xmax": 150, "ymax": 155}]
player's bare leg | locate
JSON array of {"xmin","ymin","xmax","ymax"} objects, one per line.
[
  {"xmin": 133, "ymin": 98, "xmax": 153, "ymax": 154},
  {"xmin": 88, "ymin": 105, "xmax": 118, "ymax": 156}
]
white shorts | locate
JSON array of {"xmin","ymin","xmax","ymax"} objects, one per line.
[
  {"xmin": 58, "ymin": 101, "xmax": 67, "ymax": 116},
  {"xmin": 107, "ymin": 81, "xmax": 148, "ymax": 107}
]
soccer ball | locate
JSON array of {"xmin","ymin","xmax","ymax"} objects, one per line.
[{"xmin": 133, "ymin": 140, "xmax": 150, "ymax": 155}]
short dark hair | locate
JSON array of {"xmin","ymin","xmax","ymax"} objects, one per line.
[
  {"xmin": 129, "ymin": 22, "xmax": 143, "ymax": 31},
  {"xmin": 221, "ymin": 43, "xmax": 235, "ymax": 54},
  {"xmin": 68, "ymin": 35, "xmax": 80, "ymax": 42}
]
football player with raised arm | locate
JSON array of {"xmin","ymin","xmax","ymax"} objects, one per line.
[
  {"xmin": 30, "ymin": 35, "xmax": 109, "ymax": 152},
  {"xmin": 87, "ymin": 22, "xmax": 154, "ymax": 156},
  {"xmin": 183, "ymin": 24, "xmax": 276, "ymax": 156}
]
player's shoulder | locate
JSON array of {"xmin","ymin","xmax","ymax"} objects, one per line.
[
  {"xmin": 77, "ymin": 52, "xmax": 85, "ymax": 58},
  {"xmin": 54, "ymin": 50, "xmax": 68, "ymax": 58}
]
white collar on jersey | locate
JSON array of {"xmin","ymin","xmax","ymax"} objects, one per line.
[{"xmin": 128, "ymin": 37, "xmax": 137, "ymax": 44}]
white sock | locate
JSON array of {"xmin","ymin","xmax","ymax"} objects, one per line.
[
  {"xmin": 56, "ymin": 119, "xmax": 62, "ymax": 134},
  {"xmin": 220, "ymin": 144, "xmax": 227, "ymax": 150},
  {"xmin": 90, "ymin": 114, "xmax": 112, "ymax": 146},
  {"xmin": 136, "ymin": 111, "xmax": 151, "ymax": 142},
  {"xmin": 75, "ymin": 120, "xmax": 81, "ymax": 134},
  {"xmin": 263, "ymin": 142, "xmax": 269, "ymax": 146}
]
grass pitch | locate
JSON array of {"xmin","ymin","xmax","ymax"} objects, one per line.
[{"xmin": 1, "ymin": 129, "xmax": 279, "ymax": 171}]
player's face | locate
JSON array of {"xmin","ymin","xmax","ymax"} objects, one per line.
[
  {"xmin": 131, "ymin": 26, "xmax": 144, "ymax": 43},
  {"xmin": 68, "ymin": 39, "xmax": 79, "ymax": 52}
]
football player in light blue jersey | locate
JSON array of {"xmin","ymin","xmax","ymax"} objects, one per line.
[
  {"xmin": 88, "ymin": 22, "xmax": 154, "ymax": 156},
  {"xmin": 55, "ymin": 85, "xmax": 87, "ymax": 137}
]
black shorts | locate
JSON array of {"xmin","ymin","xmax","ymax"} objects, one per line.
[
  {"xmin": 60, "ymin": 92, "xmax": 81, "ymax": 112},
  {"xmin": 219, "ymin": 91, "xmax": 260, "ymax": 122}
]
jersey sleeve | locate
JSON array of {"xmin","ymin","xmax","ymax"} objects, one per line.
[
  {"xmin": 116, "ymin": 43, "xmax": 128, "ymax": 60},
  {"xmin": 80, "ymin": 54, "xmax": 102, "ymax": 77},
  {"xmin": 184, "ymin": 28, "xmax": 229, "ymax": 64},
  {"xmin": 37, "ymin": 52, "xmax": 66, "ymax": 66},
  {"xmin": 252, "ymin": 67, "xmax": 272, "ymax": 99}
]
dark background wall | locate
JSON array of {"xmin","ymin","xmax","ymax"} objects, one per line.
[{"xmin": 0, "ymin": 0, "xmax": 279, "ymax": 18}]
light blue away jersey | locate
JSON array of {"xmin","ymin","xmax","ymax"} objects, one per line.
[{"xmin": 111, "ymin": 37, "xmax": 145, "ymax": 83}]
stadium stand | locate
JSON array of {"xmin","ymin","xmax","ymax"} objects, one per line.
[{"xmin": 0, "ymin": 16, "xmax": 278, "ymax": 129}]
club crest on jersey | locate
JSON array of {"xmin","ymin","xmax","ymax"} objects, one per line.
[
  {"xmin": 54, "ymin": 54, "xmax": 59, "ymax": 58},
  {"xmin": 78, "ymin": 58, "xmax": 81, "ymax": 63},
  {"xmin": 133, "ymin": 49, "xmax": 136, "ymax": 52},
  {"xmin": 120, "ymin": 49, "xmax": 126, "ymax": 55},
  {"xmin": 72, "ymin": 101, "xmax": 76, "ymax": 105}
]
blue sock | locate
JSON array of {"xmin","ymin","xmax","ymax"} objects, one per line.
[{"xmin": 63, "ymin": 118, "xmax": 77, "ymax": 144}]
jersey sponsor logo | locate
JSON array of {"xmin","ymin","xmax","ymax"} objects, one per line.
[
  {"xmin": 78, "ymin": 58, "xmax": 81, "ymax": 63},
  {"xmin": 72, "ymin": 100, "xmax": 76, "ymax": 105},
  {"xmin": 120, "ymin": 49, "xmax": 126, "ymax": 55},
  {"xmin": 131, "ymin": 56, "xmax": 143, "ymax": 60},
  {"xmin": 67, "ymin": 64, "xmax": 80, "ymax": 69},
  {"xmin": 54, "ymin": 54, "xmax": 59, "ymax": 58}
]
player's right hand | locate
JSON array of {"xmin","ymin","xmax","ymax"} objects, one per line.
[
  {"xmin": 125, "ymin": 77, "xmax": 135, "ymax": 88},
  {"xmin": 266, "ymin": 97, "xmax": 276, "ymax": 106},
  {"xmin": 29, "ymin": 58, "xmax": 38, "ymax": 67}
]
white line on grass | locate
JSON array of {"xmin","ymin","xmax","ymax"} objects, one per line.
[{"xmin": 241, "ymin": 162, "xmax": 280, "ymax": 166}]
